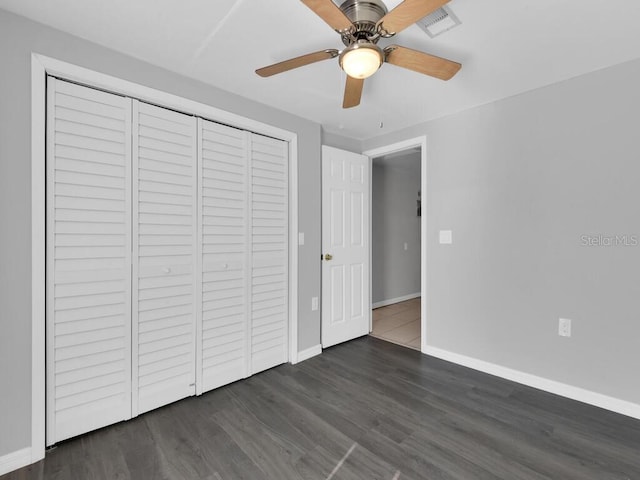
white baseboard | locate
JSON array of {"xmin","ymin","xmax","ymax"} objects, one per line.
[
  {"xmin": 295, "ymin": 344, "xmax": 322, "ymax": 363},
  {"xmin": 0, "ymin": 447, "xmax": 32, "ymax": 476},
  {"xmin": 372, "ymin": 292, "xmax": 420, "ymax": 309},
  {"xmin": 423, "ymin": 346, "xmax": 640, "ymax": 421}
]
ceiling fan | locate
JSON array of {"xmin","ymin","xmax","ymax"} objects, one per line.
[{"xmin": 256, "ymin": 0, "xmax": 462, "ymax": 108}]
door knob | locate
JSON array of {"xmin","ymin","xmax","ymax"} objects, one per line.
[{"xmin": 324, "ymin": 253, "xmax": 333, "ymax": 261}]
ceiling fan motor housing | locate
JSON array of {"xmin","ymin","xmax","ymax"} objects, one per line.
[{"xmin": 339, "ymin": 0, "xmax": 388, "ymax": 44}]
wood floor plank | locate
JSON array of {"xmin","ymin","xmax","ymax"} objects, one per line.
[
  {"xmin": 212, "ymin": 405, "xmax": 307, "ymax": 480},
  {"xmin": 3, "ymin": 336, "xmax": 640, "ymax": 480}
]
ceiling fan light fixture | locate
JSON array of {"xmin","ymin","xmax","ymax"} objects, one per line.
[{"xmin": 339, "ymin": 42, "xmax": 383, "ymax": 79}]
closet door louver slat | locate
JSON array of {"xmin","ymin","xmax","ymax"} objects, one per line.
[
  {"xmin": 250, "ymin": 134, "xmax": 289, "ymax": 374},
  {"xmin": 198, "ymin": 119, "xmax": 249, "ymax": 392},
  {"xmin": 46, "ymin": 78, "xmax": 132, "ymax": 445},
  {"xmin": 132, "ymin": 101, "xmax": 197, "ymax": 415}
]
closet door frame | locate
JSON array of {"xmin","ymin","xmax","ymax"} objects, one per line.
[{"xmin": 31, "ymin": 54, "xmax": 299, "ymax": 463}]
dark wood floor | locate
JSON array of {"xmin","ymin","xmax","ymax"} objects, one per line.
[{"xmin": 5, "ymin": 336, "xmax": 640, "ymax": 479}]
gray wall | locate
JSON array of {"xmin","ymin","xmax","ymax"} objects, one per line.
[
  {"xmin": 0, "ymin": 8, "xmax": 321, "ymax": 457},
  {"xmin": 363, "ymin": 58, "xmax": 640, "ymax": 406},
  {"xmin": 372, "ymin": 155, "xmax": 421, "ymax": 304},
  {"xmin": 322, "ymin": 130, "xmax": 363, "ymax": 153}
]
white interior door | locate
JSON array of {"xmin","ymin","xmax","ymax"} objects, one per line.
[
  {"xmin": 321, "ymin": 146, "xmax": 370, "ymax": 348},
  {"xmin": 46, "ymin": 78, "xmax": 132, "ymax": 445},
  {"xmin": 132, "ymin": 101, "xmax": 197, "ymax": 415}
]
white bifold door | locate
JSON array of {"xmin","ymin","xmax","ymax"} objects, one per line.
[
  {"xmin": 46, "ymin": 78, "xmax": 288, "ymax": 445},
  {"xmin": 132, "ymin": 101, "xmax": 198, "ymax": 415},
  {"xmin": 198, "ymin": 119, "xmax": 248, "ymax": 392},
  {"xmin": 248, "ymin": 133, "xmax": 289, "ymax": 374},
  {"xmin": 197, "ymin": 120, "xmax": 289, "ymax": 393},
  {"xmin": 46, "ymin": 78, "xmax": 133, "ymax": 445}
]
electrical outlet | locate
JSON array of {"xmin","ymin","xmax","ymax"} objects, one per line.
[
  {"xmin": 311, "ymin": 297, "xmax": 318, "ymax": 311},
  {"xmin": 404, "ymin": 242, "xmax": 408, "ymax": 251},
  {"xmin": 558, "ymin": 318, "xmax": 572, "ymax": 337}
]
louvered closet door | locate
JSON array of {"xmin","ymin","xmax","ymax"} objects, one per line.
[
  {"xmin": 132, "ymin": 101, "xmax": 197, "ymax": 415},
  {"xmin": 250, "ymin": 133, "xmax": 289, "ymax": 374},
  {"xmin": 46, "ymin": 78, "xmax": 132, "ymax": 445},
  {"xmin": 198, "ymin": 119, "xmax": 249, "ymax": 392}
]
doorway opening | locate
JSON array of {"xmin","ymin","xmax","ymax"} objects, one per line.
[
  {"xmin": 370, "ymin": 148, "xmax": 422, "ymax": 349},
  {"xmin": 364, "ymin": 137, "xmax": 427, "ymax": 352}
]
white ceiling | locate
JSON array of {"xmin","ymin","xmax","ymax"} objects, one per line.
[{"xmin": 3, "ymin": 0, "xmax": 640, "ymax": 140}]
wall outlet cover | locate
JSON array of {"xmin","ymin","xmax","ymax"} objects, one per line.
[{"xmin": 558, "ymin": 318, "xmax": 572, "ymax": 337}]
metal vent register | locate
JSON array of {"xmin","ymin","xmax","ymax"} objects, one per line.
[{"xmin": 416, "ymin": 6, "xmax": 461, "ymax": 38}]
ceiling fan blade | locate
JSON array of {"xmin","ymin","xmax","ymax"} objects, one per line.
[
  {"xmin": 301, "ymin": 0, "xmax": 354, "ymax": 32},
  {"xmin": 256, "ymin": 49, "xmax": 339, "ymax": 77},
  {"xmin": 343, "ymin": 75, "xmax": 364, "ymax": 109},
  {"xmin": 385, "ymin": 45, "xmax": 461, "ymax": 80},
  {"xmin": 377, "ymin": 0, "xmax": 449, "ymax": 35}
]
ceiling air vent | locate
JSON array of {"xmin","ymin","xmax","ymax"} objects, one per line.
[{"xmin": 416, "ymin": 6, "xmax": 461, "ymax": 38}]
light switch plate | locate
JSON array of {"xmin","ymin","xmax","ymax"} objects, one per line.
[
  {"xmin": 298, "ymin": 232, "xmax": 305, "ymax": 246},
  {"xmin": 311, "ymin": 297, "xmax": 318, "ymax": 311},
  {"xmin": 439, "ymin": 230, "xmax": 453, "ymax": 244}
]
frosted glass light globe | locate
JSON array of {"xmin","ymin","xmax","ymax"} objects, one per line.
[{"xmin": 340, "ymin": 43, "xmax": 383, "ymax": 79}]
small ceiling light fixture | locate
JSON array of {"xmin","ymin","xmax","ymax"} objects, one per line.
[{"xmin": 339, "ymin": 41, "xmax": 383, "ymax": 79}]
